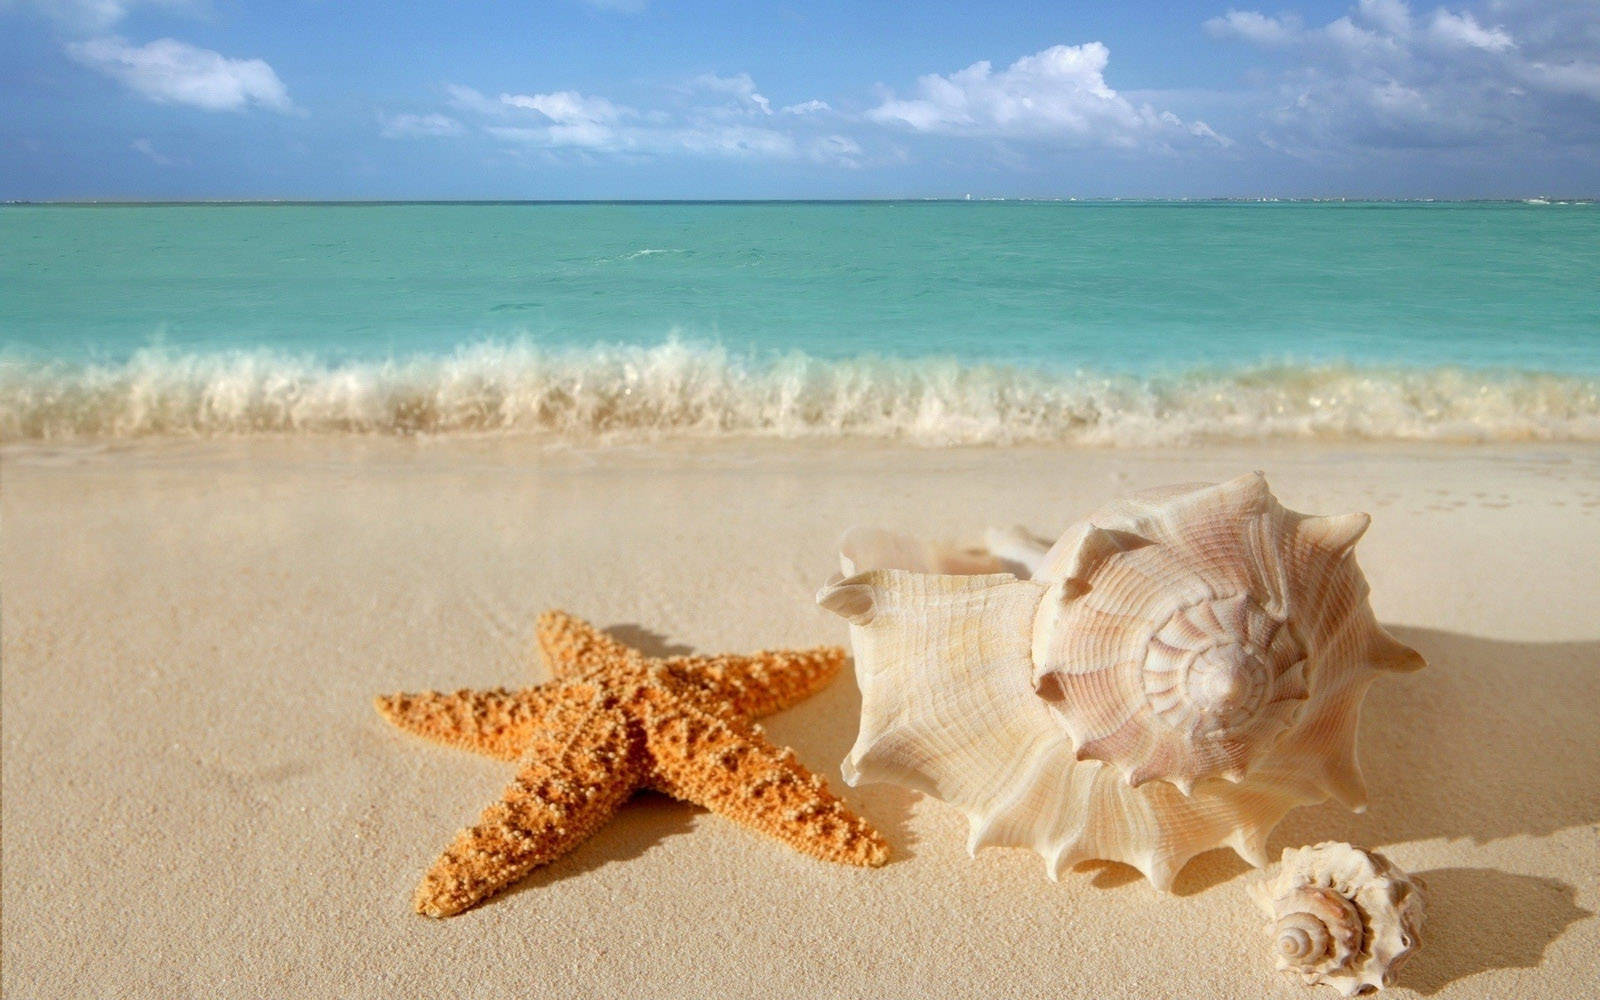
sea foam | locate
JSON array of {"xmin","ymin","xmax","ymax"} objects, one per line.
[{"xmin": 3, "ymin": 341, "xmax": 1598, "ymax": 445}]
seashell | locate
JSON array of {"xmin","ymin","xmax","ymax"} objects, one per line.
[
  {"xmin": 1250, "ymin": 842, "xmax": 1426, "ymax": 995},
  {"xmin": 817, "ymin": 473, "xmax": 1424, "ymax": 889}
]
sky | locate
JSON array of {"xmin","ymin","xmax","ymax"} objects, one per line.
[{"xmin": 2, "ymin": 0, "xmax": 1598, "ymax": 199}]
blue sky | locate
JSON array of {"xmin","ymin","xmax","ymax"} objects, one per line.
[{"xmin": 3, "ymin": 0, "xmax": 1597, "ymax": 199}]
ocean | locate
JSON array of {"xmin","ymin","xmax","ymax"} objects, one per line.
[{"xmin": 3, "ymin": 200, "xmax": 1597, "ymax": 444}]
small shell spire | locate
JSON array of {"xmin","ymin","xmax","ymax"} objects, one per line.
[{"xmin": 818, "ymin": 474, "xmax": 1423, "ymax": 889}]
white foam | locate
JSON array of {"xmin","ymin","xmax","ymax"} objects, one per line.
[{"xmin": 3, "ymin": 341, "xmax": 1599, "ymax": 445}]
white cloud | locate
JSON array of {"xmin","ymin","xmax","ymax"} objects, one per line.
[
  {"xmin": 1426, "ymin": 9, "xmax": 1513, "ymax": 51},
  {"xmin": 493, "ymin": 89, "xmax": 630, "ymax": 149},
  {"xmin": 1204, "ymin": 10, "xmax": 1303, "ymax": 46},
  {"xmin": 441, "ymin": 74, "xmax": 853, "ymax": 162},
  {"xmin": 1210, "ymin": 0, "xmax": 1600, "ymax": 153},
  {"xmin": 380, "ymin": 112, "xmax": 462, "ymax": 138},
  {"xmin": 501, "ymin": 90, "xmax": 625, "ymax": 124},
  {"xmin": 867, "ymin": 43, "xmax": 1228, "ymax": 149},
  {"xmin": 67, "ymin": 35, "xmax": 292, "ymax": 112}
]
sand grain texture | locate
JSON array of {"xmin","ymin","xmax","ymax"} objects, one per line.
[{"xmin": 3, "ymin": 439, "xmax": 1597, "ymax": 999}]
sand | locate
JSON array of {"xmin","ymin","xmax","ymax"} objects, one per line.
[{"xmin": 3, "ymin": 437, "xmax": 1597, "ymax": 999}]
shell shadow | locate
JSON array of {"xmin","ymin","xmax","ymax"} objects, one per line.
[
  {"xmin": 1117, "ymin": 626, "xmax": 1600, "ymax": 902},
  {"xmin": 1400, "ymin": 868, "xmax": 1592, "ymax": 994},
  {"xmin": 1271, "ymin": 627, "xmax": 1600, "ymax": 851},
  {"xmin": 754, "ymin": 650, "xmax": 921, "ymax": 863}
]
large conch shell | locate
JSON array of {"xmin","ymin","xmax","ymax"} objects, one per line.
[
  {"xmin": 816, "ymin": 473, "xmax": 1424, "ymax": 889},
  {"xmin": 1250, "ymin": 842, "xmax": 1426, "ymax": 995}
]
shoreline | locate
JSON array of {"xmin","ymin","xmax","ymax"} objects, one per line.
[
  {"xmin": 4, "ymin": 436, "xmax": 1597, "ymax": 996},
  {"xmin": 6, "ymin": 349, "xmax": 1600, "ymax": 444}
]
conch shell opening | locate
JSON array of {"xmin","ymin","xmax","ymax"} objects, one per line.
[{"xmin": 818, "ymin": 473, "xmax": 1424, "ymax": 889}]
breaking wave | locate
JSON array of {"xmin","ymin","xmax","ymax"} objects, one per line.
[{"xmin": 4, "ymin": 340, "xmax": 1599, "ymax": 445}]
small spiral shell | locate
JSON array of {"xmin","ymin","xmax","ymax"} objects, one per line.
[{"xmin": 1250, "ymin": 843, "xmax": 1426, "ymax": 996}]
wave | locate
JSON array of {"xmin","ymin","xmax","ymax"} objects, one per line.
[{"xmin": 3, "ymin": 341, "xmax": 1599, "ymax": 445}]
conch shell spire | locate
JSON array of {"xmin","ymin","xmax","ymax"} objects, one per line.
[{"xmin": 817, "ymin": 474, "xmax": 1423, "ymax": 889}]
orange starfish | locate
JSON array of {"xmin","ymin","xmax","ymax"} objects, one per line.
[{"xmin": 376, "ymin": 611, "xmax": 889, "ymax": 917}]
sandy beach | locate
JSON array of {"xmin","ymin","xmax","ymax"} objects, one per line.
[{"xmin": 3, "ymin": 437, "xmax": 1596, "ymax": 999}]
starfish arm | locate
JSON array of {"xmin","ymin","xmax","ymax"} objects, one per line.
[
  {"xmin": 374, "ymin": 688, "xmax": 552, "ymax": 762},
  {"xmin": 536, "ymin": 609, "xmax": 847, "ymax": 721},
  {"xmin": 535, "ymin": 610, "xmax": 639, "ymax": 678},
  {"xmin": 640, "ymin": 690, "xmax": 889, "ymax": 868},
  {"xmin": 414, "ymin": 690, "xmax": 641, "ymax": 917},
  {"xmin": 663, "ymin": 647, "xmax": 846, "ymax": 721}
]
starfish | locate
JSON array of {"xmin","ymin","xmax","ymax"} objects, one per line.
[{"xmin": 376, "ymin": 610, "xmax": 889, "ymax": 917}]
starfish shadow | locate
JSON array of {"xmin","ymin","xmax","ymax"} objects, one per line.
[
  {"xmin": 499, "ymin": 792, "xmax": 700, "ymax": 900},
  {"xmin": 1400, "ymin": 868, "xmax": 1592, "ymax": 994},
  {"xmin": 602, "ymin": 623, "xmax": 694, "ymax": 659},
  {"xmin": 774, "ymin": 652, "xmax": 921, "ymax": 863}
]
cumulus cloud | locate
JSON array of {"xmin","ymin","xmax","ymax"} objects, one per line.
[
  {"xmin": 440, "ymin": 77, "xmax": 856, "ymax": 163},
  {"xmin": 67, "ymin": 35, "xmax": 292, "ymax": 112},
  {"xmin": 1207, "ymin": 0, "xmax": 1600, "ymax": 153},
  {"xmin": 380, "ymin": 112, "xmax": 462, "ymax": 138},
  {"xmin": 867, "ymin": 42, "xmax": 1229, "ymax": 149}
]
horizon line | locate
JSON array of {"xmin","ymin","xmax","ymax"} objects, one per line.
[{"xmin": 6, "ymin": 196, "xmax": 1597, "ymax": 207}]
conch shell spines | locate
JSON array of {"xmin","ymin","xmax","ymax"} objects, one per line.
[{"xmin": 818, "ymin": 473, "xmax": 1423, "ymax": 889}]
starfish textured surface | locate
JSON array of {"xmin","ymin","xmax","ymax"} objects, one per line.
[{"xmin": 375, "ymin": 611, "xmax": 889, "ymax": 917}]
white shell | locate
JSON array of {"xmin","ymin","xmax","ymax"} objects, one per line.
[
  {"xmin": 817, "ymin": 473, "xmax": 1424, "ymax": 889},
  {"xmin": 1250, "ymin": 842, "xmax": 1426, "ymax": 995}
]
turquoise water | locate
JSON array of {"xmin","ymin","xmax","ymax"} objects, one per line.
[{"xmin": 3, "ymin": 201, "xmax": 1598, "ymax": 442}]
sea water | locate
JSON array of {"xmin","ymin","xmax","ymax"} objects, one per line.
[{"xmin": 2, "ymin": 200, "xmax": 1597, "ymax": 444}]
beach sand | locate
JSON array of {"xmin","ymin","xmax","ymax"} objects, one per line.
[{"xmin": 3, "ymin": 438, "xmax": 1597, "ymax": 998}]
